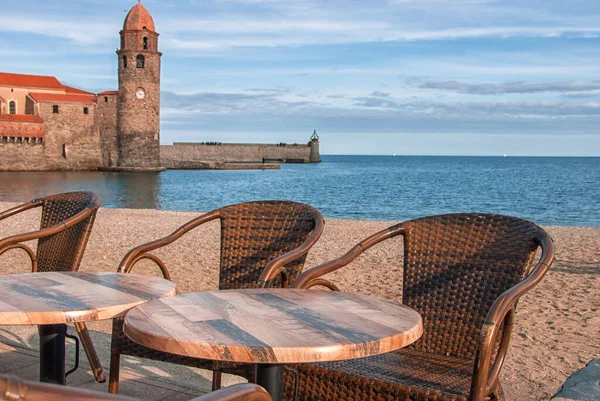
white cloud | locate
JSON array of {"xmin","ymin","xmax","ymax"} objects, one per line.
[
  {"xmin": 162, "ymin": 19, "xmax": 388, "ymax": 34},
  {"xmin": 159, "ymin": 23, "xmax": 600, "ymax": 52},
  {"xmin": 0, "ymin": 15, "xmax": 116, "ymax": 44},
  {"xmin": 4, "ymin": 1, "xmax": 600, "ymax": 52},
  {"xmin": 161, "ymin": 88, "xmax": 600, "ymax": 120},
  {"xmin": 409, "ymin": 79, "xmax": 600, "ymax": 95}
]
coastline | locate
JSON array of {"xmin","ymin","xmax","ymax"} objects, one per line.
[{"xmin": 1, "ymin": 202, "xmax": 599, "ymax": 400}]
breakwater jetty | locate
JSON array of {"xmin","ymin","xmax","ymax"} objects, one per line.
[{"xmin": 160, "ymin": 137, "xmax": 321, "ymax": 169}]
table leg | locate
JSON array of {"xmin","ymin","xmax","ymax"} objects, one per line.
[
  {"xmin": 38, "ymin": 324, "xmax": 66, "ymax": 385},
  {"xmin": 256, "ymin": 364, "xmax": 283, "ymax": 401}
]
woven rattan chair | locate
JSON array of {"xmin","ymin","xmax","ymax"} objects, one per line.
[
  {"xmin": 283, "ymin": 213, "xmax": 554, "ymax": 401},
  {"xmin": 0, "ymin": 192, "xmax": 104, "ymax": 383},
  {"xmin": 0, "ymin": 375, "xmax": 272, "ymax": 401},
  {"xmin": 108, "ymin": 200, "xmax": 324, "ymax": 394}
]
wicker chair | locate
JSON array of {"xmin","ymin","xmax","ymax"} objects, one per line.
[
  {"xmin": 108, "ymin": 200, "xmax": 325, "ymax": 394},
  {"xmin": 0, "ymin": 192, "xmax": 104, "ymax": 383},
  {"xmin": 284, "ymin": 213, "xmax": 554, "ymax": 401},
  {"xmin": 0, "ymin": 374, "xmax": 272, "ymax": 401}
]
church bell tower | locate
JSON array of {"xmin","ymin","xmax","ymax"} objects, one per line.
[{"xmin": 116, "ymin": 1, "xmax": 162, "ymax": 169}]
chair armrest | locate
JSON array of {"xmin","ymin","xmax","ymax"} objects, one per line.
[
  {"xmin": 470, "ymin": 233, "xmax": 554, "ymax": 401},
  {"xmin": 300, "ymin": 278, "xmax": 341, "ymax": 291},
  {"xmin": 189, "ymin": 383, "xmax": 272, "ymax": 401},
  {"xmin": 0, "ymin": 199, "xmax": 41, "ymax": 221},
  {"xmin": 117, "ymin": 211, "xmax": 221, "ymax": 279},
  {"xmin": 291, "ymin": 223, "xmax": 403, "ymax": 289},
  {"xmin": 0, "ymin": 244, "xmax": 37, "ymax": 271},
  {"xmin": 0, "ymin": 374, "xmax": 138, "ymax": 401},
  {"xmin": 484, "ymin": 308, "xmax": 515, "ymax": 394},
  {"xmin": 0, "ymin": 201, "xmax": 95, "ymax": 272},
  {"xmin": 257, "ymin": 217, "xmax": 325, "ymax": 288}
]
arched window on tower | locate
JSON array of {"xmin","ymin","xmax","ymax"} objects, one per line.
[
  {"xmin": 123, "ymin": 55, "xmax": 128, "ymax": 68},
  {"xmin": 136, "ymin": 54, "xmax": 145, "ymax": 68},
  {"xmin": 143, "ymin": 37, "xmax": 149, "ymax": 50},
  {"xmin": 9, "ymin": 101, "xmax": 16, "ymax": 115}
]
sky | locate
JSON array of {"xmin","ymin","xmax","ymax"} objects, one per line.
[{"xmin": 2, "ymin": 0, "xmax": 600, "ymax": 156}]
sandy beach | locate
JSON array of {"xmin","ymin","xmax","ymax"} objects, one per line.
[{"xmin": 1, "ymin": 202, "xmax": 598, "ymax": 401}]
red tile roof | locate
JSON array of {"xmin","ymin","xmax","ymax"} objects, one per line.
[
  {"xmin": 0, "ymin": 114, "xmax": 44, "ymax": 123},
  {"xmin": 123, "ymin": 3, "xmax": 156, "ymax": 31},
  {"xmin": 64, "ymin": 85, "xmax": 95, "ymax": 95},
  {"xmin": 0, "ymin": 115, "xmax": 45, "ymax": 138},
  {"xmin": 0, "ymin": 72, "xmax": 64, "ymax": 90},
  {"xmin": 98, "ymin": 90, "xmax": 119, "ymax": 95},
  {"xmin": 28, "ymin": 92, "xmax": 97, "ymax": 104}
]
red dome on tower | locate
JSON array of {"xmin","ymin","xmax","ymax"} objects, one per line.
[{"xmin": 123, "ymin": 2, "xmax": 156, "ymax": 32}]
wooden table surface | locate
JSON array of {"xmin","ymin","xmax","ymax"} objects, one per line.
[
  {"xmin": 0, "ymin": 272, "xmax": 177, "ymax": 325},
  {"xmin": 124, "ymin": 289, "xmax": 423, "ymax": 364}
]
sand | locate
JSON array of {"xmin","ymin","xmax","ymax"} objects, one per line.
[{"xmin": 0, "ymin": 202, "xmax": 598, "ymax": 401}]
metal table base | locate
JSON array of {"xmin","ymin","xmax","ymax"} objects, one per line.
[{"xmin": 38, "ymin": 324, "xmax": 66, "ymax": 385}]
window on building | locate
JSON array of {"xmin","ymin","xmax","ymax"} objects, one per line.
[
  {"xmin": 136, "ymin": 54, "xmax": 145, "ymax": 68},
  {"xmin": 123, "ymin": 55, "xmax": 128, "ymax": 68},
  {"xmin": 52, "ymin": 105, "xmax": 59, "ymax": 114},
  {"xmin": 104, "ymin": 96, "xmax": 108, "ymax": 103},
  {"xmin": 9, "ymin": 101, "xmax": 16, "ymax": 114},
  {"xmin": 83, "ymin": 107, "xmax": 89, "ymax": 115},
  {"xmin": 143, "ymin": 37, "xmax": 149, "ymax": 49}
]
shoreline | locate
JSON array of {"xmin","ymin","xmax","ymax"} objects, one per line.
[
  {"xmin": 1, "ymin": 202, "xmax": 599, "ymax": 400},
  {"xmin": 1, "ymin": 201, "xmax": 599, "ymax": 229}
]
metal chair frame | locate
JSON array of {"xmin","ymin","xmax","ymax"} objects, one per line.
[
  {"xmin": 287, "ymin": 213, "xmax": 554, "ymax": 401},
  {"xmin": 0, "ymin": 192, "xmax": 104, "ymax": 383}
]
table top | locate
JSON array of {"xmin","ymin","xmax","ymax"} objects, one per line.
[
  {"xmin": 124, "ymin": 288, "xmax": 423, "ymax": 364},
  {"xmin": 0, "ymin": 272, "xmax": 177, "ymax": 325}
]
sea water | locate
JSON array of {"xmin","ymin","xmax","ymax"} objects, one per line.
[{"xmin": 0, "ymin": 156, "xmax": 598, "ymax": 226}]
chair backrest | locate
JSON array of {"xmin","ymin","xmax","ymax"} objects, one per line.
[
  {"xmin": 401, "ymin": 213, "xmax": 545, "ymax": 360},
  {"xmin": 218, "ymin": 201, "xmax": 322, "ymax": 290},
  {"xmin": 36, "ymin": 192, "xmax": 100, "ymax": 272}
]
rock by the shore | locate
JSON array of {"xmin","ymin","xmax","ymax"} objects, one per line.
[{"xmin": 552, "ymin": 359, "xmax": 600, "ymax": 401}]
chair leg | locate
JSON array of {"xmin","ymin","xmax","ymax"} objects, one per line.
[
  {"xmin": 108, "ymin": 347, "xmax": 121, "ymax": 394},
  {"xmin": 74, "ymin": 322, "xmax": 105, "ymax": 383},
  {"xmin": 212, "ymin": 370, "xmax": 222, "ymax": 391}
]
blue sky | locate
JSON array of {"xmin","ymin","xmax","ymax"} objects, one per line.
[{"xmin": 2, "ymin": 0, "xmax": 600, "ymax": 156}]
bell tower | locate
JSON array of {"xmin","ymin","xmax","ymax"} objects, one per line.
[{"xmin": 116, "ymin": 1, "xmax": 162, "ymax": 169}]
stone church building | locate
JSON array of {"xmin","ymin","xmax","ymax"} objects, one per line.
[
  {"xmin": 0, "ymin": 2, "xmax": 321, "ymax": 171},
  {"xmin": 0, "ymin": 2, "xmax": 163, "ymax": 171}
]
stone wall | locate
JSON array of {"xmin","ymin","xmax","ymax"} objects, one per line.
[
  {"xmin": 96, "ymin": 94, "xmax": 118, "ymax": 167},
  {"xmin": 0, "ymin": 141, "xmax": 101, "ymax": 171},
  {"xmin": 309, "ymin": 140, "xmax": 321, "ymax": 163},
  {"xmin": 121, "ymin": 30, "xmax": 159, "ymax": 52},
  {"xmin": 0, "ymin": 102, "xmax": 102, "ymax": 171},
  {"xmin": 38, "ymin": 102, "xmax": 96, "ymax": 157},
  {"xmin": 160, "ymin": 142, "xmax": 317, "ymax": 168},
  {"xmin": 0, "ymin": 142, "xmax": 46, "ymax": 171},
  {"xmin": 116, "ymin": 39, "xmax": 161, "ymax": 169}
]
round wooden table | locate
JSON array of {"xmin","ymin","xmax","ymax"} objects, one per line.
[
  {"xmin": 0, "ymin": 271, "xmax": 176, "ymax": 385},
  {"xmin": 124, "ymin": 289, "xmax": 423, "ymax": 401}
]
